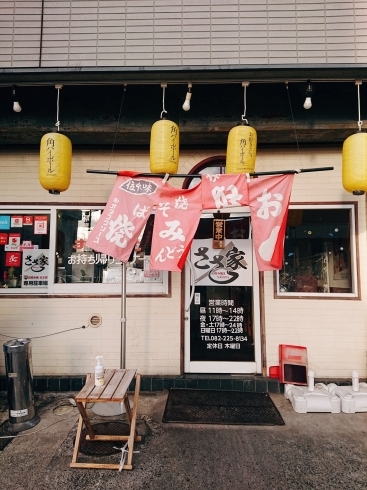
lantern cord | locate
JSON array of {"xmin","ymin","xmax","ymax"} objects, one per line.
[
  {"xmin": 285, "ymin": 82, "xmax": 302, "ymax": 168},
  {"xmin": 160, "ymin": 85, "xmax": 168, "ymax": 119},
  {"xmin": 55, "ymin": 87, "xmax": 60, "ymax": 131},
  {"xmin": 241, "ymin": 84, "xmax": 248, "ymax": 123},
  {"xmin": 109, "ymin": 84, "xmax": 127, "ymax": 170},
  {"xmin": 357, "ymin": 83, "xmax": 363, "ymax": 131}
]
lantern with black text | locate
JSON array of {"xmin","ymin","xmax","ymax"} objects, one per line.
[
  {"xmin": 226, "ymin": 121, "xmax": 257, "ymax": 174},
  {"xmin": 150, "ymin": 115, "xmax": 179, "ymax": 174},
  {"xmin": 150, "ymin": 83, "xmax": 179, "ymax": 174},
  {"xmin": 226, "ymin": 82, "xmax": 257, "ymax": 174},
  {"xmin": 39, "ymin": 132, "xmax": 72, "ymax": 194}
]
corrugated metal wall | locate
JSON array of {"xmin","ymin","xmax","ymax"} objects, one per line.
[{"xmin": 1, "ymin": 0, "xmax": 366, "ymax": 68}]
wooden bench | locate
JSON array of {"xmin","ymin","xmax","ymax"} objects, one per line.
[{"xmin": 70, "ymin": 368, "xmax": 141, "ymax": 470}]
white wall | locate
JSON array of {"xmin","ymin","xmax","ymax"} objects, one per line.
[
  {"xmin": 0, "ymin": 147, "xmax": 366, "ymax": 378},
  {"xmin": 257, "ymin": 148, "xmax": 367, "ymax": 378}
]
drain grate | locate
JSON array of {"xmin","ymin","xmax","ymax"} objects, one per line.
[
  {"xmin": 78, "ymin": 421, "xmax": 131, "ymax": 456},
  {"xmin": 0, "ymin": 420, "xmax": 16, "ymax": 451}
]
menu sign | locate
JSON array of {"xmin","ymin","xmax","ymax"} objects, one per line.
[{"xmin": 190, "ymin": 283, "xmax": 255, "ymax": 363}]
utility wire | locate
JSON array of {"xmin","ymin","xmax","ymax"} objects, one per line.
[
  {"xmin": 108, "ymin": 84, "xmax": 127, "ymax": 170},
  {"xmin": 0, "ymin": 410, "xmax": 77, "ymax": 439},
  {"xmin": 0, "ymin": 325, "xmax": 86, "ymax": 340},
  {"xmin": 285, "ymin": 82, "xmax": 303, "ymax": 168}
]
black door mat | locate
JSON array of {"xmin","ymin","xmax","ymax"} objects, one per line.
[
  {"xmin": 163, "ymin": 389, "xmax": 285, "ymax": 426},
  {"xmin": 78, "ymin": 421, "xmax": 131, "ymax": 456}
]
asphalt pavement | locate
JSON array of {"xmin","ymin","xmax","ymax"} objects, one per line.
[{"xmin": 0, "ymin": 390, "xmax": 366, "ymax": 490}]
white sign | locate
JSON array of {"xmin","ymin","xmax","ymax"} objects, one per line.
[
  {"xmin": 11, "ymin": 216, "xmax": 23, "ymax": 227},
  {"xmin": 190, "ymin": 239, "xmax": 253, "ymax": 287},
  {"xmin": 10, "ymin": 408, "xmax": 28, "ymax": 417},
  {"xmin": 21, "ymin": 249, "xmax": 49, "ymax": 287}
]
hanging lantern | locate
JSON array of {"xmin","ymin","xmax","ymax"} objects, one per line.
[
  {"xmin": 150, "ymin": 115, "xmax": 179, "ymax": 174},
  {"xmin": 342, "ymin": 81, "xmax": 367, "ymax": 195},
  {"xmin": 39, "ymin": 85, "xmax": 72, "ymax": 194},
  {"xmin": 40, "ymin": 132, "xmax": 72, "ymax": 194},
  {"xmin": 226, "ymin": 121, "xmax": 257, "ymax": 174},
  {"xmin": 226, "ymin": 82, "xmax": 257, "ymax": 174},
  {"xmin": 342, "ymin": 132, "xmax": 367, "ymax": 195},
  {"xmin": 150, "ymin": 84, "xmax": 179, "ymax": 174}
]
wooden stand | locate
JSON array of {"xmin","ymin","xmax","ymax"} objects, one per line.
[{"xmin": 70, "ymin": 369, "xmax": 141, "ymax": 470}]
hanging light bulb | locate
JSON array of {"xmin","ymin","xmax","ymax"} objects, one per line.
[
  {"xmin": 342, "ymin": 80, "xmax": 367, "ymax": 195},
  {"xmin": 12, "ymin": 85, "xmax": 22, "ymax": 112},
  {"xmin": 226, "ymin": 81, "xmax": 257, "ymax": 174},
  {"xmin": 303, "ymin": 80, "xmax": 313, "ymax": 109},
  {"xmin": 39, "ymin": 84, "xmax": 72, "ymax": 194},
  {"xmin": 182, "ymin": 83, "xmax": 192, "ymax": 111},
  {"xmin": 150, "ymin": 83, "xmax": 179, "ymax": 174}
]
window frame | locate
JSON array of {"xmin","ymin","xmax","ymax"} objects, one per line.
[
  {"xmin": 0, "ymin": 204, "xmax": 170, "ymax": 298},
  {"xmin": 274, "ymin": 202, "xmax": 360, "ymax": 300}
]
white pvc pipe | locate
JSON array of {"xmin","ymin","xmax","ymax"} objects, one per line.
[
  {"xmin": 352, "ymin": 370, "xmax": 359, "ymax": 392},
  {"xmin": 308, "ymin": 370, "xmax": 315, "ymax": 392}
]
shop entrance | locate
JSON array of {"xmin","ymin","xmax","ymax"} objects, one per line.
[{"xmin": 184, "ymin": 212, "xmax": 261, "ymax": 374}]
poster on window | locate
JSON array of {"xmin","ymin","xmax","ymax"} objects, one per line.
[
  {"xmin": 190, "ymin": 239, "xmax": 252, "ymax": 287},
  {"xmin": 34, "ymin": 216, "xmax": 48, "ymax": 235},
  {"xmin": 21, "ymin": 249, "xmax": 49, "ymax": 287}
]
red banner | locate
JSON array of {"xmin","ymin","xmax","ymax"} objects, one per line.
[
  {"xmin": 150, "ymin": 182, "xmax": 202, "ymax": 271},
  {"xmin": 248, "ymin": 174, "xmax": 294, "ymax": 271},
  {"xmin": 87, "ymin": 172, "xmax": 294, "ymax": 272},
  {"xmin": 201, "ymin": 173, "xmax": 249, "ymax": 209},
  {"xmin": 86, "ymin": 173, "xmax": 164, "ymax": 262}
]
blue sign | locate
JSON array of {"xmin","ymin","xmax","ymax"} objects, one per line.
[{"xmin": 0, "ymin": 216, "xmax": 10, "ymax": 230}]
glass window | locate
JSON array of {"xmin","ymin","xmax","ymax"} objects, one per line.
[
  {"xmin": 0, "ymin": 212, "xmax": 50, "ymax": 291},
  {"xmin": 55, "ymin": 209, "xmax": 168, "ymax": 295},
  {"xmin": 276, "ymin": 204, "xmax": 358, "ymax": 298},
  {"xmin": 0, "ymin": 206, "xmax": 169, "ymax": 297}
]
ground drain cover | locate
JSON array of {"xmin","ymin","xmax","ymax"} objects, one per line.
[
  {"xmin": 0, "ymin": 420, "xmax": 15, "ymax": 451},
  {"xmin": 53, "ymin": 405, "xmax": 74, "ymax": 416},
  {"xmin": 79, "ymin": 421, "xmax": 130, "ymax": 456}
]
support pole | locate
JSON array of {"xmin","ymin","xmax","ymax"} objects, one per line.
[
  {"xmin": 86, "ymin": 167, "xmax": 333, "ymax": 177},
  {"xmin": 121, "ymin": 262, "xmax": 126, "ymax": 369}
]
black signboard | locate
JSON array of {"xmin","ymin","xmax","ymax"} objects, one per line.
[{"xmin": 190, "ymin": 285, "xmax": 254, "ymax": 362}]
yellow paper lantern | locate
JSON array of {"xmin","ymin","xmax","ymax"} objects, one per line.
[
  {"xmin": 342, "ymin": 132, "xmax": 367, "ymax": 195},
  {"xmin": 226, "ymin": 122, "xmax": 257, "ymax": 174},
  {"xmin": 39, "ymin": 132, "xmax": 72, "ymax": 194},
  {"xmin": 150, "ymin": 118, "xmax": 179, "ymax": 174}
]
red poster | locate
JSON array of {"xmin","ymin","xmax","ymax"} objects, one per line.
[
  {"xmin": 34, "ymin": 216, "xmax": 48, "ymax": 235},
  {"xmin": 201, "ymin": 173, "xmax": 249, "ymax": 209},
  {"xmin": 6, "ymin": 251, "xmax": 21, "ymax": 267},
  {"xmin": 86, "ymin": 172, "xmax": 164, "ymax": 262},
  {"xmin": 0, "ymin": 233, "xmax": 8, "ymax": 245},
  {"xmin": 23, "ymin": 216, "xmax": 33, "ymax": 225},
  {"xmin": 9, "ymin": 233, "xmax": 21, "ymax": 246},
  {"xmin": 248, "ymin": 174, "xmax": 294, "ymax": 271},
  {"xmin": 150, "ymin": 182, "xmax": 202, "ymax": 271}
]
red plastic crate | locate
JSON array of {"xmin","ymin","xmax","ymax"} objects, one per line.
[{"xmin": 279, "ymin": 344, "xmax": 308, "ymax": 385}]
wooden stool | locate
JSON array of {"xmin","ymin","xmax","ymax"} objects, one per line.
[{"xmin": 70, "ymin": 368, "xmax": 141, "ymax": 470}]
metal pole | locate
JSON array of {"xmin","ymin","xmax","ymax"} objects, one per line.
[
  {"xmin": 120, "ymin": 262, "xmax": 126, "ymax": 369},
  {"xmin": 86, "ymin": 167, "xmax": 333, "ymax": 177}
]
